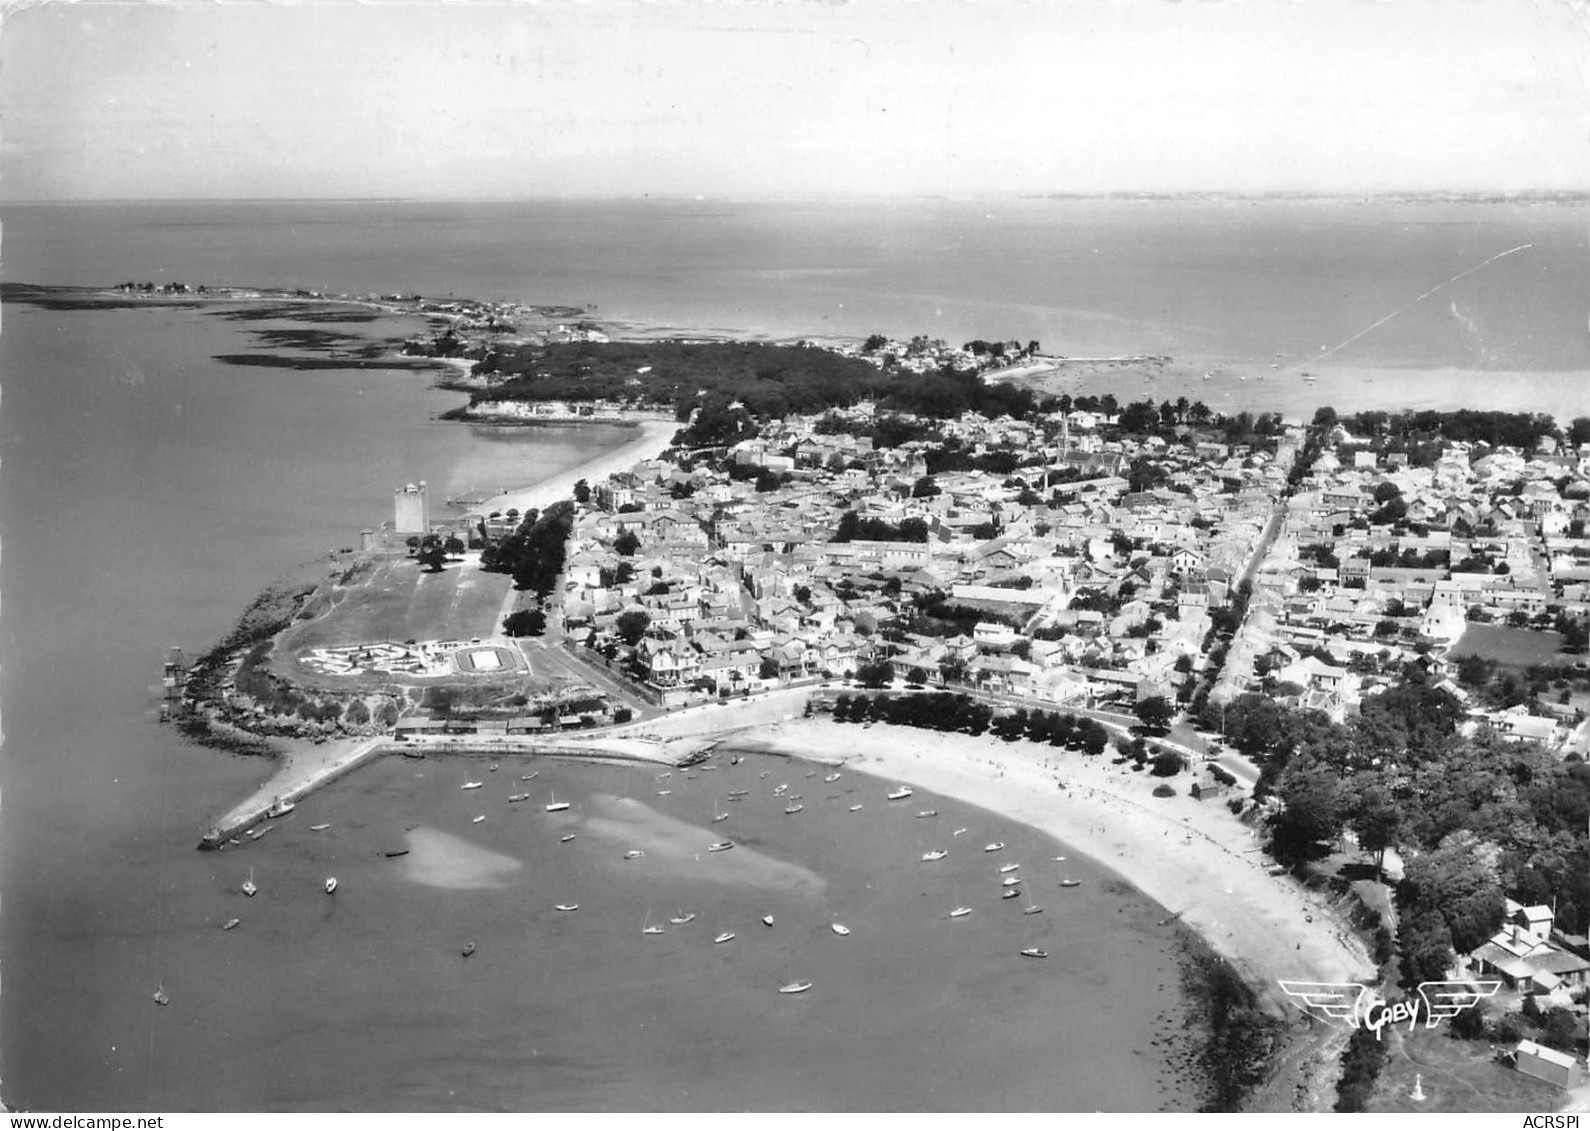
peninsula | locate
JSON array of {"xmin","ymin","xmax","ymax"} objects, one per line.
[{"xmin": 127, "ymin": 280, "xmax": 1590, "ymax": 1114}]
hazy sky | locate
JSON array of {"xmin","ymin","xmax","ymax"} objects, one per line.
[{"xmin": 2, "ymin": 0, "xmax": 1585, "ymax": 201}]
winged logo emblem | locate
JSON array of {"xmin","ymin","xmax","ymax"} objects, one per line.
[
  {"xmin": 1277, "ymin": 981, "xmax": 1377, "ymax": 1027},
  {"xmin": 1416, "ymin": 980, "xmax": 1501, "ymax": 1028}
]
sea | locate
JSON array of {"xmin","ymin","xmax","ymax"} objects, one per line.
[{"xmin": 1, "ymin": 196, "xmax": 1586, "ymax": 1112}]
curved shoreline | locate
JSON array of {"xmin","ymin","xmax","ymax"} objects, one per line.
[
  {"xmin": 471, "ymin": 418, "xmax": 679, "ymax": 517},
  {"xmin": 706, "ymin": 714, "xmax": 1375, "ymax": 1017}
]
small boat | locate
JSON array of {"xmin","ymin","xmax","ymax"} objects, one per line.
[
  {"xmin": 952, "ymin": 828, "xmax": 967, "ymax": 836},
  {"xmin": 670, "ymin": 913, "xmax": 697, "ymax": 924},
  {"xmin": 788, "ymin": 794, "xmax": 802, "ymax": 801},
  {"xmin": 310, "ymin": 824, "xmax": 331, "ymax": 832},
  {"xmin": 247, "ymin": 825, "xmax": 272, "ymax": 841},
  {"xmin": 984, "ymin": 842, "xmax": 1005, "ymax": 853},
  {"xmin": 488, "ymin": 764, "xmax": 499, "ymax": 773},
  {"xmin": 384, "ymin": 848, "xmax": 410, "ymax": 858},
  {"xmin": 642, "ymin": 924, "xmax": 666, "ymax": 936},
  {"xmin": 805, "ymin": 771, "xmax": 816, "ymax": 778},
  {"xmin": 759, "ymin": 771, "xmax": 770, "ymax": 779},
  {"xmin": 546, "ymin": 790, "xmax": 570, "ymax": 813},
  {"xmin": 266, "ymin": 798, "xmax": 296, "ymax": 818},
  {"xmin": 153, "ymin": 985, "xmax": 169, "ymax": 1006},
  {"xmin": 708, "ymin": 841, "xmax": 734, "ymax": 852},
  {"xmin": 507, "ymin": 793, "xmax": 530, "ymax": 803},
  {"xmin": 461, "ymin": 942, "xmax": 476, "ymax": 957},
  {"xmin": 242, "ymin": 868, "xmax": 257, "ymax": 897},
  {"xmin": 472, "ymin": 815, "xmax": 486, "ymax": 823},
  {"xmin": 1001, "ymin": 889, "xmax": 1022, "ymax": 900},
  {"xmin": 762, "ymin": 915, "xmax": 775, "ymax": 927},
  {"xmin": 560, "ymin": 834, "xmax": 576, "ymax": 843},
  {"xmin": 228, "ymin": 838, "xmax": 241, "ymax": 846},
  {"xmin": 712, "ymin": 801, "xmax": 729, "ymax": 823},
  {"xmin": 1059, "ymin": 878, "xmax": 1081, "ymax": 888},
  {"xmin": 1002, "ymin": 876, "xmax": 1020, "ymax": 887},
  {"xmin": 921, "ymin": 850, "xmax": 947, "ymax": 862},
  {"xmin": 1020, "ymin": 948, "xmax": 1049, "ymax": 959},
  {"xmin": 886, "ymin": 787, "xmax": 913, "ymax": 801},
  {"xmin": 221, "ymin": 917, "xmax": 240, "ymax": 931},
  {"xmin": 1051, "ymin": 856, "xmax": 1067, "ymax": 862},
  {"xmin": 824, "ymin": 772, "xmax": 841, "ymax": 783},
  {"xmin": 784, "ymin": 804, "xmax": 803, "ymax": 814},
  {"xmin": 325, "ymin": 877, "xmax": 338, "ymax": 894},
  {"xmin": 555, "ymin": 903, "xmax": 579, "ymax": 912},
  {"xmin": 657, "ymin": 790, "xmax": 671, "ymax": 796},
  {"xmin": 1023, "ymin": 905, "xmax": 1043, "ymax": 916},
  {"xmin": 714, "ymin": 932, "xmax": 735, "ymax": 944},
  {"xmin": 999, "ymin": 863, "xmax": 1021, "ymax": 874},
  {"xmin": 950, "ymin": 907, "xmax": 973, "ymax": 918},
  {"xmin": 831, "ymin": 924, "xmax": 850, "ymax": 937},
  {"xmin": 779, "ymin": 980, "xmax": 813, "ymax": 995},
  {"xmin": 728, "ymin": 789, "xmax": 749, "ymax": 797},
  {"xmin": 773, "ymin": 783, "xmax": 788, "ymax": 795},
  {"xmin": 461, "ymin": 781, "xmax": 482, "ymax": 791},
  {"xmin": 915, "ymin": 809, "xmax": 938, "ymax": 819},
  {"xmin": 520, "ymin": 772, "xmax": 539, "ymax": 781},
  {"xmin": 624, "ymin": 850, "xmax": 647, "ymax": 860},
  {"xmin": 848, "ymin": 804, "xmax": 863, "ymax": 812}
]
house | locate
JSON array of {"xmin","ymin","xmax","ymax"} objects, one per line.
[{"xmin": 1511, "ymin": 1040, "xmax": 1584, "ymax": 1090}]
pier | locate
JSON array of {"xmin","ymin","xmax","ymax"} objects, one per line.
[{"xmin": 198, "ymin": 731, "xmax": 714, "ymax": 848}]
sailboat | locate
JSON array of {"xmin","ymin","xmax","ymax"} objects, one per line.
[
  {"xmin": 546, "ymin": 790, "xmax": 570, "ymax": 813},
  {"xmin": 242, "ymin": 868, "xmax": 257, "ymax": 897},
  {"xmin": 461, "ymin": 780, "xmax": 482, "ymax": 791},
  {"xmin": 1023, "ymin": 904, "xmax": 1043, "ymax": 915},
  {"xmin": 712, "ymin": 800, "xmax": 729, "ymax": 823},
  {"xmin": 779, "ymin": 979, "xmax": 813, "ymax": 994},
  {"xmin": 641, "ymin": 907, "xmax": 665, "ymax": 936},
  {"xmin": 153, "ymin": 984, "xmax": 170, "ymax": 1006}
]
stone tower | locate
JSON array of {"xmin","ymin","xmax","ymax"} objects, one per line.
[{"xmin": 394, "ymin": 481, "xmax": 429, "ymax": 535}]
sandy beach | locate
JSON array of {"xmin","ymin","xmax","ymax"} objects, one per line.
[
  {"xmin": 474, "ymin": 418, "xmax": 680, "ymax": 517},
  {"xmin": 724, "ymin": 715, "xmax": 1375, "ymax": 1014}
]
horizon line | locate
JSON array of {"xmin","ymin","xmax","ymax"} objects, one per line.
[{"xmin": 5, "ymin": 188, "xmax": 1590, "ymax": 207}]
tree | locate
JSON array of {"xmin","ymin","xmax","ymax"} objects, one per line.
[
  {"xmin": 502, "ymin": 609, "xmax": 547, "ymax": 637},
  {"xmin": 857, "ymin": 660, "xmax": 894, "ymax": 689},
  {"xmin": 443, "ymin": 535, "xmax": 465, "ymax": 556},
  {"xmin": 416, "ymin": 538, "xmax": 448, "ymax": 572},
  {"xmin": 1133, "ymin": 696, "xmax": 1174, "ymax": 732},
  {"xmin": 615, "ymin": 610, "xmax": 651, "ymax": 647},
  {"xmin": 1267, "ymin": 761, "xmax": 1344, "ymax": 864},
  {"xmin": 614, "ymin": 530, "xmax": 640, "ymax": 556},
  {"xmin": 906, "ymin": 665, "xmax": 928, "ymax": 687},
  {"xmin": 573, "ymin": 478, "xmax": 591, "ymax": 504},
  {"xmin": 759, "ymin": 656, "xmax": 780, "ymax": 681}
]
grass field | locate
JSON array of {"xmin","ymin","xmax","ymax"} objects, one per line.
[
  {"xmin": 1370, "ymin": 1028, "xmax": 1565, "ymax": 1113},
  {"xmin": 1448, "ymin": 624, "xmax": 1567, "ymax": 668},
  {"xmin": 272, "ymin": 552, "xmax": 514, "ymax": 684}
]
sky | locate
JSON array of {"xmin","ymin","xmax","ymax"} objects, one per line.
[{"xmin": 1, "ymin": 0, "xmax": 1586, "ymax": 201}]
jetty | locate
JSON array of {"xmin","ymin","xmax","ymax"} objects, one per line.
[{"xmin": 198, "ymin": 731, "xmax": 713, "ymax": 848}]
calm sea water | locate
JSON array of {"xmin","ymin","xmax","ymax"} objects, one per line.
[{"xmin": 2, "ymin": 197, "xmax": 1584, "ymax": 1111}]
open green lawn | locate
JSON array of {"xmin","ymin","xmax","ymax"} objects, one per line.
[
  {"xmin": 1371, "ymin": 1028, "xmax": 1565, "ymax": 1113},
  {"xmin": 273, "ymin": 552, "xmax": 513, "ymax": 678},
  {"xmin": 1449, "ymin": 624, "xmax": 1567, "ymax": 668}
]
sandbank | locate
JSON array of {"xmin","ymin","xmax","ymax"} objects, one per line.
[
  {"xmin": 725, "ymin": 716, "xmax": 1374, "ymax": 1014},
  {"xmin": 474, "ymin": 418, "xmax": 679, "ymax": 517}
]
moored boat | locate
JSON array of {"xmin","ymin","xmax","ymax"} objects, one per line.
[
  {"xmin": 886, "ymin": 786, "xmax": 913, "ymax": 801},
  {"xmin": 153, "ymin": 985, "xmax": 169, "ymax": 1006},
  {"xmin": 984, "ymin": 842, "xmax": 1005, "ymax": 853},
  {"xmin": 1020, "ymin": 948, "xmax": 1049, "ymax": 958},
  {"xmin": 779, "ymin": 980, "xmax": 813, "ymax": 994},
  {"xmin": 824, "ymin": 772, "xmax": 841, "ymax": 783},
  {"xmin": 462, "ymin": 942, "xmax": 476, "ymax": 957},
  {"xmin": 831, "ymin": 923, "xmax": 850, "ymax": 936},
  {"xmin": 555, "ymin": 903, "xmax": 579, "ymax": 912},
  {"xmin": 1002, "ymin": 876, "xmax": 1020, "ymax": 887},
  {"xmin": 714, "ymin": 931, "xmax": 735, "ymax": 944},
  {"xmin": 624, "ymin": 849, "xmax": 646, "ymax": 859},
  {"xmin": 242, "ymin": 868, "xmax": 257, "ymax": 897},
  {"xmin": 784, "ymin": 803, "xmax": 803, "ymax": 814},
  {"xmin": 670, "ymin": 913, "xmax": 696, "ymax": 924},
  {"xmin": 266, "ymin": 797, "xmax": 296, "ymax": 818},
  {"xmin": 708, "ymin": 841, "xmax": 734, "ymax": 852},
  {"xmin": 546, "ymin": 789, "xmax": 570, "ymax": 812},
  {"xmin": 461, "ymin": 781, "xmax": 482, "ymax": 791},
  {"xmin": 762, "ymin": 915, "xmax": 775, "ymax": 927},
  {"xmin": 472, "ymin": 815, "xmax": 486, "ymax": 823},
  {"xmin": 950, "ymin": 907, "xmax": 973, "ymax": 918},
  {"xmin": 922, "ymin": 849, "xmax": 947, "ymax": 861},
  {"xmin": 1023, "ymin": 905, "xmax": 1043, "ymax": 915},
  {"xmin": 560, "ymin": 834, "xmax": 576, "ymax": 843},
  {"xmin": 325, "ymin": 877, "xmax": 338, "ymax": 894},
  {"xmin": 999, "ymin": 863, "xmax": 1020, "ymax": 873},
  {"xmin": 222, "ymin": 917, "xmax": 240, "ymax": 931},
  {"xmin": 1001, "ymin": 889, "xmax": 1022, "ymax": 900},
  {"xmin": 1059, "ymin": 878, "xmax": 1081, "ymax": 888},
  {"xmin": 310, "ymin": 823, "xmax": 331, "ymax": 831},
  {"xmin": 915, "ymin": 809, "xmax": 937, "ymax": 819},
  {"xmin": 848, "ymin": 803, "xmax": 863, "ymax": 812}
]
